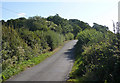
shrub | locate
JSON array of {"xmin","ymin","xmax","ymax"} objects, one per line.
[{"xmin": 65, "ymin": 32, "xmax": 74, "ymax": 40}]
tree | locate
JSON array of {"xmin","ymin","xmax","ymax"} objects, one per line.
[{"xmin": 92, "ymin": 23, "xmax": 108, "ymax": 33}]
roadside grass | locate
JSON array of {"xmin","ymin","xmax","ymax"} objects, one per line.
[
  {"xmin": 2, "ymin": 52, "xmax": 53, "ymax": 81},
  {"xmin": 2, "ymin": 40, "xmax": 70, "ymax": 81}
]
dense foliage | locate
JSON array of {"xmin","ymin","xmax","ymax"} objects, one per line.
[
  {"xmin": 1, "ymin": 14, "xmax": 91, "ymax": 80},
  {"xmin": 69, "ymin": 28, "xmax": 120, "ymax": 82},
  {"xmin": 1, "ymin": 14, "xmax": 119, "ymax": 82}
]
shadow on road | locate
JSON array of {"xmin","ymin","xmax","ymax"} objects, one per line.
[{"xmin": 64, "ymin": 46, "xmax": 76, "ymax": 62}]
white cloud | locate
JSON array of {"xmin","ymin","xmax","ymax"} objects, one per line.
[{"xmin": 18, "ymin": 13, "xmax": 26, "ymax": 17}]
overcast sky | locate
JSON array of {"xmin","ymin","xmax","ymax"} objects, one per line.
[{"xmin": 1, "ymin": 0, "xmax": 120, "ymax": 31}]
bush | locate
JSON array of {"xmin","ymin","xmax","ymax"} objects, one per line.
[
  {"xmin": 65, "ymin": 32, "xmax": 74, "ymax": 40},
  {"xmin": 70, "ymin": 29, "xmax": 120, "ymax": 82},
  {"xmin": 45, "ymin": 30, "xmax": 65, "ymax": 50}
]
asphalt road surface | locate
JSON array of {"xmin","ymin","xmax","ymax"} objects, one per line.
[{"xmin": 7, "ymin": 40, "xmax": 78, "ymax": 81}]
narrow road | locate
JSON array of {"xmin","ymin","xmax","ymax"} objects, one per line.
[{"xmin": 7, "ymin": 40, "xmax": 78, "ymax": 81}]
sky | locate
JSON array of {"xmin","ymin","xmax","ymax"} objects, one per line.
[{"xmin": 1, "ymin": 0, "xmax": 120, "ymax": 31}]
